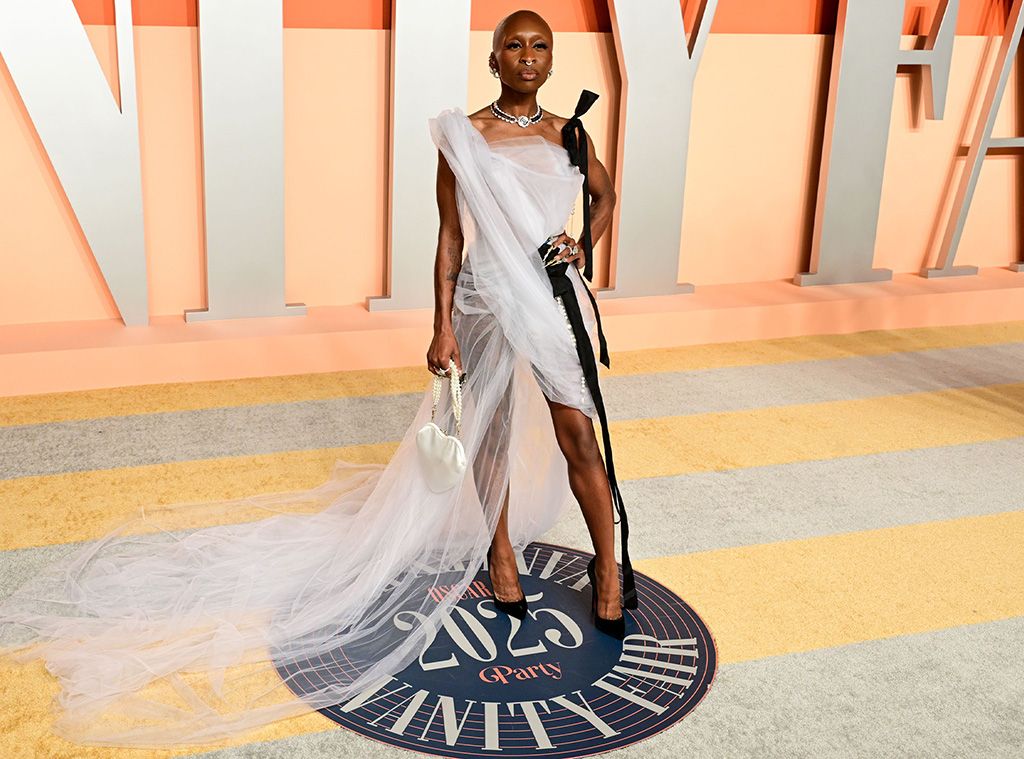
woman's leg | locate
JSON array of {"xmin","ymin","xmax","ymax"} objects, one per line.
[
  {"xmin": 487, "ymin": 481, "xmax": 523, "ymax": 603},
  {"xmin": 544, "ymin": 398, "xmax": 622, "ymax": 620},
  {"xmin": 469, "ymin": 362, "xmax": 523, "ymax": 603}
]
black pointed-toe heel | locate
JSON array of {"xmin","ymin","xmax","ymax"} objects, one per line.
[
  {"xmin": 587, "ymin": 556, "xmax": 625, "ymax": 640},
  {"xmin": 486, "ymin": 546, "xmax": 528, "ymax": 620}
]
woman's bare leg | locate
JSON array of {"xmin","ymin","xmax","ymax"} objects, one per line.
[
  {"xmin": 468, "ymin": 358, "xmax": 523, "ymax": 604},
  {"xmin": 487, "ymin": 481, "xmax": 524, "ymax": 602},
  {"xmin": 545, "ymin": 398, "xmax": 621, "ymax": 620}
]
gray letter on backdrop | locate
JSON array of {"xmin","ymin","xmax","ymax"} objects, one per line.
[
  {"xmin": 796, "ymin": 0, "xmax": 959, "ymax": 286},
  {"xmin": 186, "ymin": 0, "xmax": 305, "ymax": 321},
  {"xmin": 0, "ymin": 0, "xmax": 148, "ymax": 325},
  {"xmin": 368, "ymin": 0, "xmax": 471, "ymax": 312},
  {"xmin": 926, "ymin": 0, "xmax": 1024, "ymax": 277},
  {"xmin": 603, "ymin": 0, "xmax": 718, "ymax": 298}
]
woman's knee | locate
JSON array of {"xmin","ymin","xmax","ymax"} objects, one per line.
[{"xmin": 553, "ymin": 415, "xmax": 601, "ymax": 466}]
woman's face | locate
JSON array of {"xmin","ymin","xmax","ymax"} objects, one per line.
[{"xmin": 490, "ymin": 16, "xmax": 553, "ymax": 94}]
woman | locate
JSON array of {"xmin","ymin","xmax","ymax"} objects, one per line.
[
  {"xmin": 0, "ymin": 9, "xmax": 635, "ymax": 749},
  {"xmin": 426, "ymin": 9, "xmax": 632, "ymax": 635}
]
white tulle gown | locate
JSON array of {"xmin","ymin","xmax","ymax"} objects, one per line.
[{"xmin": 0, "ymin": 108, "xmax": 604, "ymax": 747}]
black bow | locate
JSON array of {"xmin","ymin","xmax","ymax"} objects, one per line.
[
  {"xmin": 535, "ymin": 89, "xmax": 638, "ymax": 611},
  {"xmin": 560, "ymin": 89, "xmax": 600, "ymax": 284}
]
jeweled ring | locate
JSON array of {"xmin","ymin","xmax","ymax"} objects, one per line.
[{"xmin": 571, "ymin": 245, "xmax": 579, "ymax": 255}]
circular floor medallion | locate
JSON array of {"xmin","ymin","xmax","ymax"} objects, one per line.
[{"xmin": 277, "ymin": 541, "xmax": 716, "ymax": 758}]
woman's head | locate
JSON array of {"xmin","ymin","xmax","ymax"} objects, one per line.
[{"xmin": 489, "ymin": 10, "xmax": 553, "ymax": 93}]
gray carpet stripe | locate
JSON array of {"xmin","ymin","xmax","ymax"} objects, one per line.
[
  {"xmin": 0, "ymin": 394, "xmax": 425, "ymax": 480},
  {"xmin": 2, "ymin": 342, "xmax": 1023, "ymax": 480},
  {"xmin": 3, "ymin": 438, "xmax": 1021, "ymax": 605},
  {"xmin": 541, "ymin": 437, "xmax": 1024, "ymax": 560},
  {"xmin": 613, "ymin": 341, "xmax": 1024, "ymax": 420},
  {"xmin": 608, "ymin": 616, "xmax": 1024, "ymax": 759}
]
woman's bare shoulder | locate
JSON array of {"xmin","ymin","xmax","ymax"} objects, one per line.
[
  {"xmin": 539, "ymin": 112, "xmax": 572, "ymax": 145},
  {"xmin": 467, "ymin": 105, "xmax": 493, "ymax": 129},
  {"xmin": 466, "ymin": 106, "xmax": 499, "ymax": 141},
  {"xmin": 544, "ymin": 111, "xmax": 570, "ymax": 130}
]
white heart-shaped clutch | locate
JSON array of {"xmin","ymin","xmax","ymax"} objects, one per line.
[{"xmin": 417, "ymin": 421, "xmax": 467, "ymax": 493}]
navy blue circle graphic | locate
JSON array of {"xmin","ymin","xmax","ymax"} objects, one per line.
[{"xmin": 276, "ymin": 542, "xmax": 716, "ymax": 758}]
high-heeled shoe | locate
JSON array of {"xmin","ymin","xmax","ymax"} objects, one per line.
[
  {"xmin": 587, "ymin": 556, "xmax": 625, "ymax": 640},
  {"xmin": 486, "ymin": 546, "xmax": 528, "ymax": 620}
]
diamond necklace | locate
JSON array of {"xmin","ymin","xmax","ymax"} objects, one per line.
[{"xmin": 490, "ymin": 100, "xmax": 543, "ymax": 128}]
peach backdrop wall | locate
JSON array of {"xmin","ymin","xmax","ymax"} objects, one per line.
[
  {"xmin": 2, "ymin": 3, "xmax": 1024, "ymax": 396},
  {"xmin": 62, "ymin": 0, "xmax": 1023, "ymax": 35}
]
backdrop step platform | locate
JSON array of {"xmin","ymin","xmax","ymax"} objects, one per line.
[{"xmin": 2, "ymin": 267, "xmax": 1023, "ymax": 397}]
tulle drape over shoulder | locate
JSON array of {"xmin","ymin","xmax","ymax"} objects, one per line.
[{"xmin": 0, "ymin": 107, "xmax": 602, "ymax": 746}]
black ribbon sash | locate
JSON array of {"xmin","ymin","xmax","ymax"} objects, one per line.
[{"xmin": 537, "ymin": 89, "xmax": 637, "ymax": 611}]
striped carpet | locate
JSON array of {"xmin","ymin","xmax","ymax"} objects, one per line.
[{"xmin": 1, "ymin": 321, "xmax": 1023, "ymax": 759}]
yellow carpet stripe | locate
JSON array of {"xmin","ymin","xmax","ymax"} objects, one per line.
[
  {"xmin": 608, "ymin": 381, "xmax": 1024, "ymax": 479},
  {"xmin": 3, "ymin": 511, "xmax": 1021, "ymax": 759},
  {"xmin": 636, "ymin": 510, "xmax": 1024, "ymax": 665},
  {"xmin": 3, "ymin": 382, "xmax": 1022, "ymax": 552},
  {"xmin": 612, "ymin": 319, "xmax": 1024, "ymax": 376},
  {"xmin": 0, "ymin": 657, "xmax": 335, "ymax": 759},
  {"xmin": 3, "ymin": 320, "xmax": 1023, "ymax": 426},
  {"xmin": 0, "ymin": 444, "xmax": 398, "ymax": 552},
  {"xmin": 0, "ymin": 367, "xmax": 431, "ymax": 428}
]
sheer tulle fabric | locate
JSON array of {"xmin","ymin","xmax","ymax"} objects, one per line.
[{"xmin": 0, "ymin": 108, "xmax": 600, "ymax": 746}]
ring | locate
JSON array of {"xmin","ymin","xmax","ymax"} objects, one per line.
[{"xmin": 571, "ymin": 245, "xmax": 578, "ymax": 255}]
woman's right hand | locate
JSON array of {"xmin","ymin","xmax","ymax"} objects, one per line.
[{"xmin": 427, "ymin": 328, "xmax": 464, "ymax": 381}]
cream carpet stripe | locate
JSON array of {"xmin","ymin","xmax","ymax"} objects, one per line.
[
  {"xmin": 3, "ymin": 320, "xmax": 1023, "ymax": 426},
  {"xmin": 3, "ymin": 382, "xmax": 1023, "ymax": 551}
]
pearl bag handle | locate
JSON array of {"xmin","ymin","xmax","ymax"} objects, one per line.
[{"xmin": 430, "ymin": 358, "xmax": 463, "ymax": 438}]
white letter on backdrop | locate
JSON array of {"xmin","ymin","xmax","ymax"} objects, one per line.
[
  {"xmin": 368, "ymin": 0, "xmax": 471, "ymax": 312},
  {"xmin": 0, "ymin": 0, "xmax": 148, "ymax": 325},
  {"xmin": 926, "ymin": 0, "xmax": 1024, "ymax": 277},
  {"xmin": 186, "ymin": 0, "xmax": 304, "ymax": 321},
  {"xmin": 796, "ymin": 0, "xmax": 959, "ymax": 286},
  {"xmin": 602, "ymin": 0, "xmax": 718, "ymax": 298}
]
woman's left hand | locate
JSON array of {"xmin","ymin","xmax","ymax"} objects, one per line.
[{"xmin": 546, "ymin": 231, "xmax": 585, "ymax": 271}]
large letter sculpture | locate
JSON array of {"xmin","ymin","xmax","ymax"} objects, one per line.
[
  {"xmin": 603, "ymin": 0, "xmax": 718, "ymax": 298},
  {"xmin": 368, "ymin": 0, "xmax": 471, "ymax": 312},
  {"xmin": 186, "ymin": 0, "xmax": 304, "ymax": 321},
  {"xmin": 926, "ymin": 0, "xmax": 1024, "ymax": 277},
  {"xmin": 796, "ymin": 0, "xmax": 959, "ymax": 286},
  {"xmin": 0, "ymin": 0, "xmax": 148, "ymax": 325}
]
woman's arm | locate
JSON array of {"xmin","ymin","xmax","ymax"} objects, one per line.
[
  {"xmin": 427, "ymin": 149, "xmax": 464, "ymax": 377},
  {"xmin": 582, "ymin": 128, "xmax": 616, "ymax": 248},
  {"xmin": 549, "ymin": 126, "xmax": 616, "ymax": 273}
]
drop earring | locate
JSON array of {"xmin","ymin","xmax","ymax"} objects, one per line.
[{"xmin": 489, "ymin": 59, "xmax": 500, "ymax": 78}]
